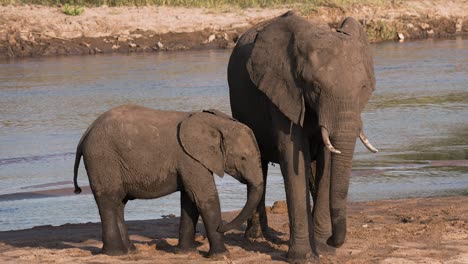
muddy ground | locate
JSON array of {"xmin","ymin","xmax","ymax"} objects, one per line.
[
  {"xmin": 0, "ymin": 195, "xmax": 467, "ymax": 263},
  {"xmin": 1, "ymin": 0, "xmax": 467, "ymax": 59}
]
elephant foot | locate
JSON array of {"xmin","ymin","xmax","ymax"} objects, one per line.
[
  {"xmin": 127, "ymin": 243, "xmax": 138, "ymax": 254},
  {"xmin": 207, "ymin": 248, "xmax": 229, "ymax": 260},
  {"xmin": 101, "ymin": 247, "xmax": 128, "ymax": 256},
  {"xmin": 326, "ymin": 236, "xmax": 345, "ymax": 248},
  {"xmin": 314, "ymin": 239, "xmax": 336, "ymax": 256},
  {"xmin": 244, "ymin": 222, "xmax": 264, "ymax": 240},
  {"xmin": 175, "ymin": 244, "xmax": 198, "ymax": 254},
  {"xmin": 287, "ymin": 244, "xmax": 318, "ymax": 264}
]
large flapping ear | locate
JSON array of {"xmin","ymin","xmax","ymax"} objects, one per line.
[
  {"xmin": 337, "ymin": 17, "xmax": 376, "ymax": 111},
  {"xmin": 337, "ymin": 17, "xmax": 366, "ymax": 40},
  {"xmin": 247, "ymin": 11, "xmax": 305, "ymax": 126},
  {"xmin": 179, "ymin": 113, "xmax": 225, "ymax": 176}
]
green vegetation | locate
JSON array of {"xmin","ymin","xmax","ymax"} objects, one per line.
[
  {"xmin": 0, "ymin": 0, "xmax": 398, "ymax": 41},
  {"xmin": 365, "ymin": 20, "xmax": 397, "ymax": 42},
  {"xmin": 62, "ymin": 3, "xmax": 84, "ymax": 15},
  {"xmin": 0, "ymin": 0, "xmax": 392, "ymax": 8}
]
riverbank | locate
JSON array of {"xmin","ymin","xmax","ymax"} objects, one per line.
[
  {"xmin": 1, "ymin": 0, "xmax": 467, "ymax": 59},
  {"xmin": 0, "ymin": 195, "xmax": 467, "ymax": 263}
]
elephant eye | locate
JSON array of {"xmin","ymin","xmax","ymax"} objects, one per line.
[{"xmin": 241, "ymin": 156, "xmax": 247, "ymax": 161}]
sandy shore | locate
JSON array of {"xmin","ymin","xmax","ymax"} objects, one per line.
[
  {"xmin": 0, "ymin": 195, "xmax": 467, "ymax": 263},
  {"xmin": 1, "ymin": 0, "xmax": 467, "ymax": 58}
]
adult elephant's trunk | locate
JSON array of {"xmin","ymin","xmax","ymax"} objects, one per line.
[
  {"xmin": 326, "ymin": 129, "xmax": 357, "ymax": 247},
  {"xmin": 217, "ymin": 170, "xmax": 264, "ymax": 233}
]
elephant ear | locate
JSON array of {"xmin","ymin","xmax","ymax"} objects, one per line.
[
  {"xmin": 247, "ymin": 12, "xmax": 305, "ymax": 126},
  {"xmin": 337, "ymin": 17, "xmax": 376, "ymax": 110},
  {"xmin": 202, "ymin": 109, "xmax": 236, "ymax": 121},
  {"xmin": 337, "ymin": 17, "xmax": 366, "ymax": 41},
  {"xmin": 179, "ymin": 113, "xmax": 225, "ymax": 177}
]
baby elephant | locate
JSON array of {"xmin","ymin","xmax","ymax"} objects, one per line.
[{"xmin": 73, "ymin": 105, "xmax": 264, "ymax": 257}]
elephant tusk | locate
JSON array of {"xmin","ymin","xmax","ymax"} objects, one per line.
[
  {"xmin": 359, "ymin": 131, "xmax": 378, "ymax": 153},
  {"xmin": 321, "ymin": 127, "xmax": 341, "ymax": 154}
]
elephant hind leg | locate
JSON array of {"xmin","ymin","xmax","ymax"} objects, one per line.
[
  {"xmin": 95, "ymin": 193, "xmax": 128, "ymax": 255},
  {"xmin": 117, "ymin": 197, "xmax": 136, "ymax": 253},
  {"xmin": 245, "ymin": 159, "xmax": 269, "ymax": 240}
]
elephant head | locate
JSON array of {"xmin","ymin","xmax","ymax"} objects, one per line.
[
  {"xmin": 246, "ymin": 12, "xmax": 377, "ymax": 247},
  {"xmin": 178, "ymin": 110, "xmax": 264, "ymax": 232}
]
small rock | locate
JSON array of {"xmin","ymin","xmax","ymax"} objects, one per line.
[
  {"xmin": 156, "ymin": 41, "xmax": 164, "ymax": 49},
  {"xmin": 131, "ymin": 34, "xmax": 142, "ymax": 39},
  {"xmin": 397, "ymin": 32, "xmax": 405, "ymax": 40},
  {"xmin": 362, "ymin": 224, "xmax": 368, "ymax": 228},
  {"xmin": 112, "ymin": 44, "xmax": 120, "ymax": 50},
  {"xmin": 271, "ymin": 200, "xmax": 288, "ymax": 214},
  {"xmin": 456, "ymin": 18, "xmax": 463, "ymax": 32},
  {"xmin": 103, "ymin": 38, "xmax": 112, "ymax": 44},
  {"xmin": 208, "ymin": 34, "xmax": 216, "ymax": 43},
  {"xmin": 19, "ymin": 33, "xmax": 29, "ymax": 42},
  {"xmin": 0, "ymin": 33, "xmax": 7, "ymax": 42},
  {"xmin": 427, "ymin": 29, "xmax": 434, "ymax": 35},
  {"xmin": 44, "ymin": 31, "xmax": 56, "ymax": 38},
  {"xmin": 162, "ymin": 214, "xmax": 176, "ymax": 218},
  {"xmin": 420, "ymin": 23, "xmax": 431, "ymax": 30},
  {"xmin": 117, "ymin": 36, "xmax": 128, "ymax": 42},
  {"xmin": 129, "ymin": 42, "xmax": 137, "ymax": 48},
  {"xmin": 94, "ymin": 47, "xmax": 102, "ymax": 53},
  {"xmin": 406, "ymin": 23, "xmax": 414, "ymax": 28},
  {"xmin": 80, "ymin": 42, "xmax": 91, "ymax": 48},
  {"xmin": 400, "ymin": 216, "xmax": 414, "ymax": 223}
]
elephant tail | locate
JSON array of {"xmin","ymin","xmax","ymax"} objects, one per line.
[
  {"xmin": 73, "ymin": 122, "xmax": 94, "ymax": 195},
  {"xmin": 73, "ymin": 144, "xmax": 83, "ymax": 194}
]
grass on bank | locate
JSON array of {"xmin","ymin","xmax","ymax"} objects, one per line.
[
  {"xmin": 62, "ymin": 3, "xmax": 84, "ymax": 14},
  {"xmin": 0, "ymin": 0, "xmax": 392, "ymax": 8},
  {"xmin": 0, "ymin": 0, "xmax": 398, "ymax": 41}
]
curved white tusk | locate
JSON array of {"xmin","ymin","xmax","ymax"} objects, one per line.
[
  {"xmin": 321, "ymin": 127, "xmax": 341, "ymax": 154},
  {"xmin": 359, "ymin": 131, "xmax": 378, "ymax": 153}
]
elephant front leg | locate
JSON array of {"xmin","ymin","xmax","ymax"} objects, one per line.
[
  {"xmin": 277, "ymin": 137, "xmax": 317, "ymax": 261},
  {"xmin": 177, "ymin": 190, "xmax": 200, "ymax": 253},
  {"xmin": 245, "ymin": 159, "xmax": 269, "ymax": 240},
  {"xmin": 310, "ymin": 148, "xmax": 335, "ymax": 254},
  {"xmin": 183, "ymin": 168, "xmax": 228, "ymax": 258}
]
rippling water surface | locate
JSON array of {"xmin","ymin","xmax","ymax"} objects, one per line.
[{"xmin": 0, "ymin": 37, "xmax": 467, "ymax": 231}]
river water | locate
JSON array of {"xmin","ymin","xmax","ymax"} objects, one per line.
[{"xmin": 1, "ymin": 37, "xmax": 467, "ymax": 231}]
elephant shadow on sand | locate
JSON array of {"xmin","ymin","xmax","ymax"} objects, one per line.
[{"xmin": 0, "ymin": 216, "xmax": 287, "ymax": 261}]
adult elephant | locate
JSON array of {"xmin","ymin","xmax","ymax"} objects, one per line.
[{"xmin": 228, "ymin": 11, "xmax": 378, "ymax": 261}]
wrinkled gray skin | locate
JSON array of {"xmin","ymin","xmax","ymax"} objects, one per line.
[
  {"xmin": 228, "ymin": 11, "xmax": 376, "ymax": 261},
  {"xmin": 73, "ymin": 105, "xmax": 264, "ymax": 257}
]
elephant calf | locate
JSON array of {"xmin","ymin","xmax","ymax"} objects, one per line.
[{"xmin": 73, "ymin": 105, "xmax": 264, "ymax": 257}]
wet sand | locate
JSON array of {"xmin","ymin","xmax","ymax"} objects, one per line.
[{"xmin": 0, "ymin": 195, "xmax": 467, "ymax": 263}]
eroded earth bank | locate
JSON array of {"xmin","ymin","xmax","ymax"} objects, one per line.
[{"xmin": 1, "ymin": 0, "xmax": 468, "ymax": 59}]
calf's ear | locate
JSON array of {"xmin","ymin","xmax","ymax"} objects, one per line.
[{"xmin": 178, "ymin": 113, "xmax": 225, "ymax": 176}]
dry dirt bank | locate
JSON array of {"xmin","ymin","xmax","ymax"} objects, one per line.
[
  {"xmin": 0, "ymin": 195, "xmax": 467, "ymax": 263},
  {"xmin": 0, "ymin": 0, "xmax": 467, "ymax": 59}
]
